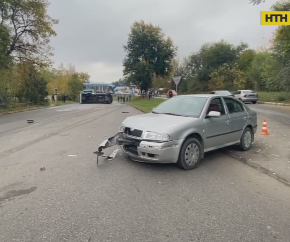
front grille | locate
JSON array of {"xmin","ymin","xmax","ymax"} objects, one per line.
[
  {"xmin": 124, "ymin": 127, "xmax": 143, "ymax": 137},
  {"xmin": 124, "ymin": 145, "xmax": 138, "ymax": 156}
]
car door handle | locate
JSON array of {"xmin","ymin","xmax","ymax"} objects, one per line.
[{"xmin": 225, "ymin": 120, "xmax": 230, "ymax": 124}]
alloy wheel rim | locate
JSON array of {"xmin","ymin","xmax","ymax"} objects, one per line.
[
  {"xmin": 244, "ymin": 131, "xmax": 252, "ymax": 148},
  {"xmin": 185, "ymin": 143, "xmax": 200, "ymax": 166}
]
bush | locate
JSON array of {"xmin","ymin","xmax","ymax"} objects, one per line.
[{"xmin": 277, "ymin": 93, "xmax": 289, "ymax": 102}]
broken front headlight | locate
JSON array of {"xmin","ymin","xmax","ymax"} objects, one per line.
[
  {"xmin": 142, "ymin": 131, "xmax": 170, "ymax": 142},
  {"xmin": 119, "ymin": 125, "xmax": 126, "ymax": 133}
]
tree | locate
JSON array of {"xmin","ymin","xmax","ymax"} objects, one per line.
[
  {"xmin": 123, "ymin": 20, "xmax": 177, "ymax": 91},
  {"xmin": 19, "ymin": 62, "xmax": 48, "ymax": 104},
  {"xmin": 186, "ymin": 40, "xmax": 248, "ymax": 91},
  {"xmin": 0, "ymin": 24, "xmax": 11, "ymax": 68},
  {"xmin": 0, "ymin": 0, "xmax": 58, "ymax": 65},
  {"xmin": 237, "ymin": 49, "xmax": 256, "ymax": 71},
  {"xmin": 246, "ymin": 51, "xmax": 279, "ymax": 91},
  {"xmin": 67, "ymin": 74, "xmax": 83, "ymax": 101},
  {"xmin": 250, "ymin": 0, "xmax": 266, "ymax": 5},
  {"xmin": 78, "ymin": 72, "xmax": 90, "ymax": 83},
  {"xmin": 269, "ymin": 1, "xmax": 290, "ymax": 91},
  {"xmin": 112, "ymin": 78, "xmax": 129, "ymax": 86}
]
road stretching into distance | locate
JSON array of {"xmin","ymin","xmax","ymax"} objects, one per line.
[{"xmin": 0, "ymin": 102, "xmax": 290, "ymax": 242}]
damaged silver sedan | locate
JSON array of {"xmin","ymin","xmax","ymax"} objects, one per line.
[{"xmin": 97, "ymin": 94, "xmax": 257, "ymax": 170}]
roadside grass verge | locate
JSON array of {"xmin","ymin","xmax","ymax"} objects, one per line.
[
  {"xmin": 54, "ymin": 100, "xmax": 77, "ymax": 106},
  {"xmin": 127, "ymin": 96, "xmax": 165, "ymax": 113},
  {"xmin": 0, "ymin": 100, "xmax": 77, "ymax": 115},
  {"xmin": 257, "ymin": 92, "xmax": 290, "ymax": 103},
  {"xmin": 0, "ymin": 104, "xmax": 47, "ymax": 115}
]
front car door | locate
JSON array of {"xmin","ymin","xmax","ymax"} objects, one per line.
[
  {"xmin": 222, "ymin": 97, "xmax": 248, "ymax": 142},
  {"xmin": 203, "ymin": 97, "xmax": 232, "ymax": 150}
]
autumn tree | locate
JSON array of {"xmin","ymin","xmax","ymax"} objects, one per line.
[
  {"xmin": 0, "ymin": 0, "xmax": 58, "ymax": 65},
  {"xmin": 123, "ymin": 20, "xmax": 177, "ymax": 91},
  {"xmin": 67, "ymin": 74, "xmax": 84, "ymax": 101}
]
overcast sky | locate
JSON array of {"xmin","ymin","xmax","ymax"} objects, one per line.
[{"xmin": 47, "ymin": 0, "xmax": 277, "ymax": 83}]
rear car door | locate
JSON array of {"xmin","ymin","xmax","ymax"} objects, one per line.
[
  {"xmin": 222, "ymin": 97, "xmax": 248, "ymax": 142},
  {"xmin": 204, "ymin": 97, "xmax": 232, "ymax": 149}
]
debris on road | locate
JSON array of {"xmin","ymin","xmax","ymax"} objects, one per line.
[
  {"xmin": 108, "ymin": 149, "xmax": 119, "ymax": 160},
  {"xmin": 40, "ymin": 167, "xmax": 46, "ymax": 171},
  {"xmin": 68, "ymin": 155, "xmax": 77, "ymax": 157},
  {"xmin": 27, "ymin": 120, "xmax": 34, "ymax": 124}
]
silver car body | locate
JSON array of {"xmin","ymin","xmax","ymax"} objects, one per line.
[
  {"xmin": 234, "ymin": 90, "xmax": 258, "ymax": 103},
  {"xmin": 97, "ymin": 95, "xmax": 257, "ymax": 164}
]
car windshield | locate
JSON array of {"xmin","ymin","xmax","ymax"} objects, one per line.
[
  {"xmin": 153, "ymin": 96, "xmax": 208, "ymax": 117},
  {"xmin": 216, "ymin": 91, "xmax": 232, "ymax": 95}
]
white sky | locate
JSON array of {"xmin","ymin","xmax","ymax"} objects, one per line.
[{"xmin": 47, "ymin": 0, "xmax": 277, "ymax": 83}]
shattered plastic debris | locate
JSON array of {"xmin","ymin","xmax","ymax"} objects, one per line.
[{"xmin": 40, "ymin": 167, "xmax": 46, "ymax": 171}]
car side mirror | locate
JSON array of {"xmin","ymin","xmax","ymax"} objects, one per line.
[{"xmin": 207, "ymin": 111, "xmax": 221, "ymax": 118}]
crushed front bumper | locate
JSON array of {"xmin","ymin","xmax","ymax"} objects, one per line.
[{"xmin": 96, "ymin": 133, "xmax": 183, "ymax": 164}]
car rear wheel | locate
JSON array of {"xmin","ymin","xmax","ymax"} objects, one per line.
[
  {"xmin": 177, "ymin": 137, "xmax": 202, "ymax": 170},
  {"xmin": 239, "ymin": 127, "xmax": 253, "ymax": 151},
  {"xmin": 252, "ymin": 101, "xmax": 257, "ymax": 104}
]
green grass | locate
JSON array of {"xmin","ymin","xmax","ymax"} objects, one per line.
[
  {"xmin": 257, "ymin": 92, "xmax": 290, "ymax": 103},
  {"xmin": 127, "ymin": 96, "xmax": 165, "ymax": 113},
  {"xmin": 54, "ymin": 100, "xmax": 77, "ymax": 106}
]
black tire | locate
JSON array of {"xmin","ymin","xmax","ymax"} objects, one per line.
[
  {"xmin": 252, "ymin": 101, "xmax": 257, "ymax": 104},
  {"xmin": 177, "ymin": 137, "xmax": 202, "ymax": 170},
  {"xmin": 239, "ymin": 127, "xmax": 253, "ymax": 151}
]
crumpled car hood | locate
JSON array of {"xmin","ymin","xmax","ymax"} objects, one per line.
[{"xmin": 122, "ymin": 113, "xmax": 198, "ymax": 133}]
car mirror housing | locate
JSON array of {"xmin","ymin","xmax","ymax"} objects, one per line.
[{"xmin": 207, "ymin": 111, "xmax": 221, "ymax": 118}]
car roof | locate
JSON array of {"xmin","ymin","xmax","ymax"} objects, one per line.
[
  {"xmin": 177, "ymin": 94, "xmax": 239, "ymax": 99},
  {"xmin": 177, "ymin": 94, "xmax": 219, "ymax": 98}
]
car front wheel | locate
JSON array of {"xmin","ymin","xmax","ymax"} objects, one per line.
[
  {"xmin": 252, "ymin": 101, "xmax": 257, "ymax": 104},
  {"xmin": 239, "ymin": 127, "xmax": 253, "ymax": 151},
  {"xmin": 177, "ymin": 137, "xmax": 202, "ymax": 170}
]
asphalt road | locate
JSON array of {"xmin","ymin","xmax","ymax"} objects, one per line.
[{"xmin": 0, "ymin": 103, "xmax": 290, "ymax": 242}]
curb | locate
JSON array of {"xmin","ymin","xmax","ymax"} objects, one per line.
[
  {"xmin": 126, "ymin": 103, "xmax": 146, "ymax": 113},
  {"xmin": 0, "ymin": 106, "xmax": 48, "ymax": 116},
  {"xmin": 257, "ymin": 101, "xmax": 290, "ymax": 106}
]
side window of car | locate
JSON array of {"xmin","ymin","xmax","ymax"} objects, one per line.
[
  {"xmin": 224, "ymin": 98, "xmax": 244, "ymax": 114},
  {"xmin": 207, "ymin": 98, "xmax": 225, "ymax": 115},
  {"xmin": 237, "ymin": 91, "xmax": 241, "ymax": 94}
]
